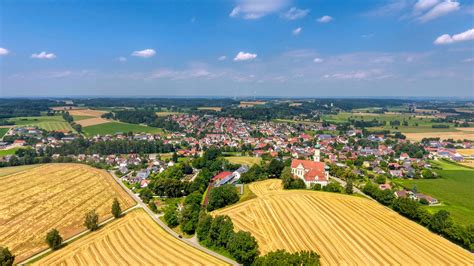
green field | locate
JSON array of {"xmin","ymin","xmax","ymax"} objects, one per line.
[
  {"xmin": 0, "ymin": 147, "xmax": 20, "ymax": 157},
  {"xmin": 225, "ymin": 156, "xmax": 261, "ymax": 166},
  {"xmin": 8, "ymin": 115, "xmax": 74, "ymax": 132},
  {"xmin": 82, "ymin": 122, "xmax": 164, "ymax": 136},
  {"xmin": 322, "ymin": 112, "xmax": 457, "ymax": 133},
  {"xmin": 0, "ymin": 128, "xmax": 9, "ymax": 138},
  {"xmin": 395, "ymin": 160, "xmax": 474, "ymax": 226}
]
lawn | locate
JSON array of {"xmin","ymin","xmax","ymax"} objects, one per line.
[
  {"xmin": 8, "ymin": 115, "xmax": 74, "ymax": 132},
  {"xmin": 225, "ymin": 156, "xmax": 261, "ymax": 166},
  {"xmin": 0, "ymin": 128, "xmax": 9, "ymax": 138},
  {"xmin": 0, "ymin": 147, "xmax": 20, "ymax": 156},
  {"xmin": 394, "ymin": 160, "xmax": 474, "ymax": 226},
  {"xmin": 82, "ymin": 122, "xmax": 164, "ymax": 136}
]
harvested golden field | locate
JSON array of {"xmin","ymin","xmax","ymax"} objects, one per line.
[
  {"xmin": 197, "ymin": 107, "xmax": 222, "ymax": 112},
  {"xmin": 68, "ymin": 109, "xmax": 107, "ymax": 117},
  {"xmin": 75, "ymin": 117, "xmax": 109, "ymax": 127},
  {"xmin": 405, "ymin": 130, "xmax": 474, "ymax": 141},
  {"xmin": 214, "ymin": 179, "xmax": 474, "ymax": 265},
  {"xmin": 457, "ymin": 149, "xmax": 474, "ymax": 157},
  {"xmin": 225, "ymin": 156, "xmax": 262, "ymax": 166},
  {"xmin": 34, "ymin": 209, "xmax": 226, "ymax": 266},
  {"xmin": 0, "ymin": 163, "xmax": 135, "ymax": 262}
]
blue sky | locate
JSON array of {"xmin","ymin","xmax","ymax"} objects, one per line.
[{"xmin": 0, "ymin": 0, "xmax": 473, "ymax": 97}]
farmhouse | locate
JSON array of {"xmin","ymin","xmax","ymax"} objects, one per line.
[{"xmin": 291, "ymin": 146, "xmax": 328, "ymax": 188}]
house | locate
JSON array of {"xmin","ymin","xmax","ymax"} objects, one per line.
[
  {"xmin": 290, "ymin": 148, "xmax": 328, "ymax": 188},
  {"xmin": 415, "ymin": 193, "xmax": 439, "ymax": 205}
]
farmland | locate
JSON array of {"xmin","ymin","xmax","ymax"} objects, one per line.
[
  {"xmin": 82, "ymin": 122, "xmax": 164, "ymax": 137},
  {"xmin": 197, "ymin": 107, "xmax": 222, "ymax": 112},
  {"xmin": 214, "ymin": 179, "xmax": 473, "ymax": 265},
  {"xmin": 0, "ymin": 163, "xmax": 135, "ymax": 262},
  {"xmin": 0, "ymin": 128, "xmax": 9, "ymax": 138},
  {"xmin": 0, "ymin": 147, "xmax": 20, "ymax": 156},
  {"xmin": 34, "ymin": 209, "xmax": 226, "ymax": 265},
  {"xmin": 225, "ymin": 156, "xmax": 262, "ymax": 166},
  {"xmin": 395, "ymin": 160, "xmax": 474, "ymax": 225},
  {"xmin": 8, "ymin": 115, "xmax": 74, "ymax": 132}
]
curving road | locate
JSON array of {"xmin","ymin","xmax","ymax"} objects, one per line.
[{"xmin": 110, "ymin": 171, "xmax": 239, "ymax": 266}]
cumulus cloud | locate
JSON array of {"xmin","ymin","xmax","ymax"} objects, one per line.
[
  {"xmin": 31, "ymin": 51, "xmax": 56, "ymax": 59},
  {"xmin": 218, "ymin": 55, "xmax": 227, "ymax": 61},
  {"xmin": 0, "ymin": 47, "xmax": 9, "ymax": 56},
  {"xmin": 282, "ymin": 7, "xmax": 310, "ymax": 20},
  {"xmin": 234, "ymin": 51, "xmax": 257, "ymax": 61},
  {"xmin": 313, "ymin": 57, "xmax": 324, "ymax": 63},
  {"xmin": 418, "ymin": 0, "xmax": 460, "ymax": 22},
  {"xmin": 434, "ymin": 28, "xmax": 474, "ymax": 45},
  {"xmin": 229, "ymin": 0, "xmax": 289, "ymax": 19},
  {"xmin": 292, "ymin": 27, "xmax": 302, "ymax": 35},
  {"xmin": 131, "ymin": 49, "xmax": 156, "ymax": 58},
  {"xmin": 317, "ymin": 15, "xmax": 333, "ymax": 23}
]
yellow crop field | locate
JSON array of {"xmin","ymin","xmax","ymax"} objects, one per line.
[
  {"xmin": 34, "ymin": 209, "xmax": 226, "ymax": 266},
  {"xmin": 225, "ymin": 156, "xmax": 262, "ymax": 166},
  {"xmin": 0, "ymin": 163, "xmax": 135, "ymax": 262},
  {"xmin": 214, "ymin": 179, "xmax": 474, "ymax": 265}
]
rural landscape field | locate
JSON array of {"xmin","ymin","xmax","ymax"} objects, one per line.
[
  {"xmin": 34, "ymin": 209, "xmax": 226, "ymax": 265},
  {"xmin": 215, "ymin": 179, "xmax": 474, "ymax": 265},
  {"xmin": 0, "ymin": 164, "xmax": 135, "ymax": 262}
]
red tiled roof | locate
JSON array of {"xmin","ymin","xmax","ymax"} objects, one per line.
[
  {"xmin": 212, "ymin": 171, "xmax": 232, "ymax": 181},
  {"xmin": 291, "ymin": 159, "xmax": 327, "ymax": 182}
]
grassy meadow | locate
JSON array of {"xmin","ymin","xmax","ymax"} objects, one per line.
[
  {"xmin": 8, "ymin": 115, "xmax": 74, "ymax": 132},
  {"xmin": 395, "ymin": 160, "xmax": 474, "ymax": 226},
  {"xmin": 0, "ymin": 128, "xmax": 9, "ymax": 138},
  {"xmin": 82, "ymin": 122, "xmax": 164, "ymax": 136}
]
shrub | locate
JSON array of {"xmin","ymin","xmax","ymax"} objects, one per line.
[{"xmin": 45, "ymin": 228, "xmax": 63, "ymax": 250}]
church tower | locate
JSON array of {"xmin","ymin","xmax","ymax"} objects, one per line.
[{"xmin": 314, "ymin": 144, "xmax": 320, "ymax": 162}]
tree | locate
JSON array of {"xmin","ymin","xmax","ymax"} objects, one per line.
[
  {"xmin": 196, "ymin": 213, "xmax": 213, "ymax": 242},
  {"xmin": 267, "ymin": 159, "xmax": 285, "ymax": 178},
  {"xmin": 207, "ymin": 184, "xmax": 239, "ymax": 211},
  {"xmin": 84, "ymin": 210, "xmax": 99, "ymax": 231},
  {"xmin": 0, "ymin": 247, "xmax": 14, "ymax": 266},
  {"xmin": 345, "ymin": 179, "xmax": 353, "ymax": 195},
  {"xmin": 111, "ymin": 198, "xmax": 122, "ymax": 218},
  {"xmin": 180, "ymin": 191, "xmax": 203, "ymax": 234},
  {"xmin": 253, "ymin": 250, "xmax": 320, "ymax": 266},
  {"xmin": 139, "ymin": 187, "xmax": 153, "ymax": 203},
  {"xmin": 208, "ymin": 215, "xmax": 234, "ymax": 247},
  {"xmin": 430, "ymin": 210, "xmax": 453, "ymax": 233},
  {"xmin": 45, "ymin": 228, "xmax": 63, "ymax": 250},
  {"xmin": 227, "ymin": 231, "xmax": 260, "ymax": 265},
  {"xmin": 164, "ymin": 204, "xmax": 179, "ymax": 227},
  {"xmin": 148, "ymin": 200, "xmax": 158, "ymax": 213},
  {"xmin": 172, "ymin": 152, "xmax": 179, "ymax": 163}
]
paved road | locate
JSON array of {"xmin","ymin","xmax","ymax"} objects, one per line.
[
  {"xmin": 20, "ymin": 204, "xmax": 140, "ymax": 265},
  {"xmin": 110, "ymin": 171, "xmax": 239, "ymax": 266},
  {"xmin": 329, "ymin": 175, "xmax": 369, "ymax": 198}
]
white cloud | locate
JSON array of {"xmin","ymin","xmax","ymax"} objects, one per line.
[
  {"xmin": 234, "ymin": 51, "xmax": 257, "ymax": 61},
  {"xmin": 131, "ymin": 49, "xmax": 156, "ymax": 58},
  {"xmin": 31, "ymin": 51, "xmax": 56, "ymax": 59},
  {"xmin": 282, "ymin": 7, "xmax": 310, "ymax": 20},
  {"xmin": 462, "ymin": 58, "xmax": 474, "ymax": 62},
  {"xmin": 313, "ymin": 57, "xmax": 324, "ymax": 63},
  {"xmin": 292, "ymin": 27, "xmax": 302, "ymax": 35},
  {"xmin": 414, "ymin": 0, "xmax": 439, "ymax": 12},
  {"xmin": 118, "ymin": 56, "xmax": 127, "ymax": 62},
  {"xmin": 418, "ymin": 0, "xmax": 460, "ymax": 22},
  {"xmin": 218, "ymin": 55, "xmax": 227, "ymax": 61},
  {"xmin": 434, "ymin": 28, "xmax": 474, "ymax": 45},
  {"xmin": 0, "ymin": 47, "xmax": 9, "ymax": 56},
  {"xmin": 323, "ymin": 69, "xmax": 391, "ymax": 80},
  {"xmin": 317, "ymin": 15, "xmax": 333, "ymax": 23},
  {"xmin": 229, "ymin": 0, "xmax": 289, "ymax": 19}
]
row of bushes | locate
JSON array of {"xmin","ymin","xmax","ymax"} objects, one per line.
[{"xmin": 363, "ymin": 182, "xmax": 473, "ymax": 251}]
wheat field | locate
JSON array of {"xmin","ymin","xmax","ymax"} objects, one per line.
[
  {"xmin": 34, "ymin": 209, "xmax": 226, "ymax": 266},
  {"xmin": 214, "ymin": 179, "xmax": 474, "ymax": 265},
  {"xmin": 0, "ymin": 163, "xmax": 135, "ymax": 262}
]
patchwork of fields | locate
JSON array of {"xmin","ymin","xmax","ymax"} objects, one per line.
[
  {"xmin": 34, "ymin": 209, "xmax": 226, "ymax": 265},
  {"xmin": 214, "ymin": 179, "xmax": 473, "ymax": 265},
  {"xmin": 0, "ymin": 164, "xmax": 135, "ymax": 262}
]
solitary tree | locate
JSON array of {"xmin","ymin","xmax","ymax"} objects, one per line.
[
  {"xmin": 0, "ymin": 247, "xmax": 14, "ymax": 266},
  {"xmin": 45, "ymin": 229, "xmax": 63, "ymax": 250},
  {"xmin": 345, "ymin": 179, "xmax": 354, "ymax": 195},
  {"xmin": 84, "ymin": 210, "xmax": 99, "ymax": 231},
  {"xmin": 111, "ymin": 198, "xmax": 121, "ymax": 218}
]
